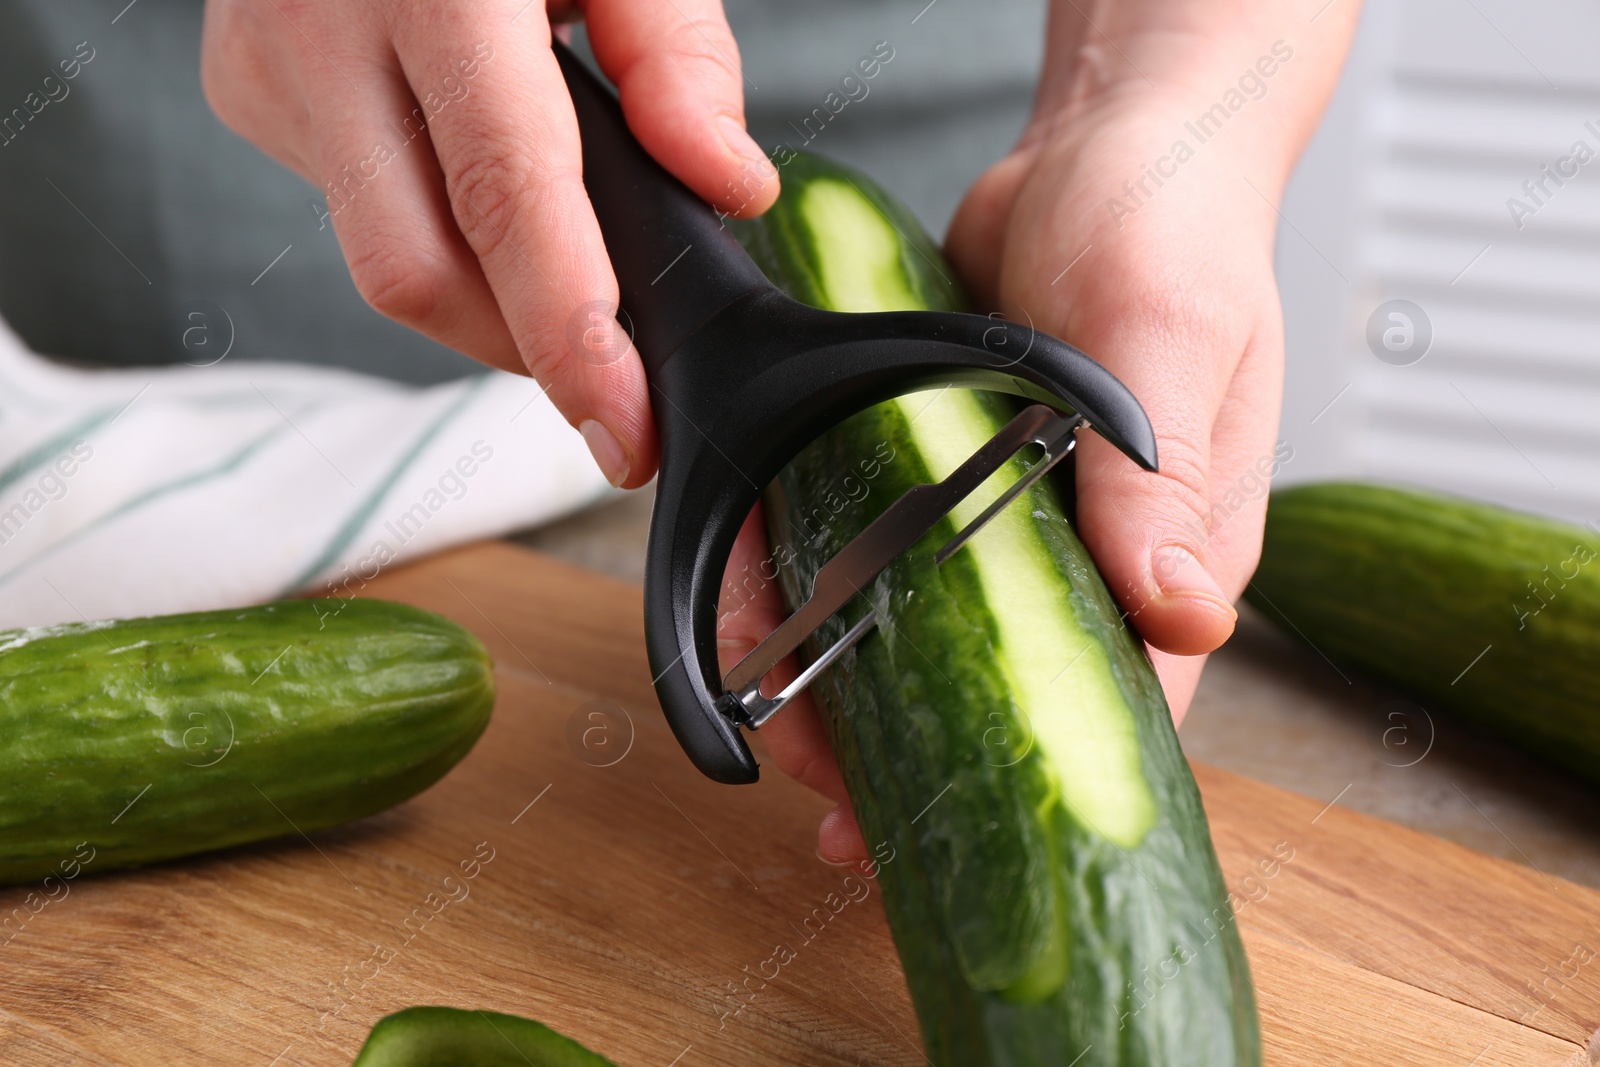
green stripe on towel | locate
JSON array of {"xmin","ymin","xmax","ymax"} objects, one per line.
[
  {"xmin": 283, "ymin": 374, "xmax": 492, "ymax": 594},
  {"xmin": 0, "ymin": 408, "xmax": 118, "ymax": 498},
  {"xmin": 0, "ymin": 417, "xmax": 302, "ymax": 590}
]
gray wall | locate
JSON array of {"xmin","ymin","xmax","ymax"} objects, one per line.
[{"xmin": 0, "ymin": 0, "xmax": 477, "ymax": 382}]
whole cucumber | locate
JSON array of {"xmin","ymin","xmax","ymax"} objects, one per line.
[
  {"xmin": 1249, "ymin": 481, "xmax": 1600, "ymax": 779},
  {"xmin": 0, "ymin": 598, "xmax": 493, "ymax": 884}
]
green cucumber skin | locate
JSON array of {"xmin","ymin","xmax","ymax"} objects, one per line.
[
  {"xmin": 732, "ymin": 154, "xmax": 957, "ymax": 314},
  {"xmin": 1249, "ymin": 481, "xmax": 1600, "ymax": 778},
  {"xmin": 0, "ymin": 599, "xmax": 494, "ymax": 884},
  {"xmin": 739, "ymin": 156, "xmax": 1257, "ymax": 1066},
  {"xmin": 351, "ymin": 1007, "xmax": 620, "ymax": 1067}
]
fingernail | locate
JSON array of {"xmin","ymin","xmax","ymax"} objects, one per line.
[
  {"xmin": 716, "ymin": 114, "xmax": 775, "ymax": 173},
  {"xmin": 1151, "ymin": 544, "xmax": 1237, "ymax": 617},
  {"xmin": 579, "ymin": 420, "xmax": 629, "ymax": 488}
]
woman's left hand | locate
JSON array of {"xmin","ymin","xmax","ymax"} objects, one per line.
[{"xmin": 726, "ymin": 0, "xmax": 1362, "ymax": 864}]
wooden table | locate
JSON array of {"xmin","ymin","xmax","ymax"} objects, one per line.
[{"xmin": 2, "ymin": 542, "xmax": 1597, "ymax": 1065}]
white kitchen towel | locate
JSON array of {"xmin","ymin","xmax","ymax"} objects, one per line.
[{"xmin": 0, "ymin": 317, "xmax": 614, "ymax": 630}]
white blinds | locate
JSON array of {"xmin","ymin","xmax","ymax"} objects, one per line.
[{"xmin": 1277, "ymin": 0, "xmax": 1600, "ymax": 525}]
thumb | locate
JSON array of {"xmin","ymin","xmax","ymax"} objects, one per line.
[
  {"xmin": 818, "ymin": 802, "xmax": 868, "ymax": 865},
  {"xmin": 1077, "ymin": 434, "xmax": 1237, "ymax": 658},
  {"xmin": 953, "ymin": 157, "xmax": 1239, "ymax": 657},
  {"xmin": 945, "ymin": 147, "xmax": 1039, "ymax": 308},
  {"xmin": 1070, "ymin": 307, "xmax": 1242, "ymax": 658},
  {"xmin": 585, "ymin": 0, "xmax": 778, "ymax": 218}
]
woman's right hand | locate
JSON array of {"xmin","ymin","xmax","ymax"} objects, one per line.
[{"xmin": 201, "ymin": 0, "xmax": 778, "ymax": 488}]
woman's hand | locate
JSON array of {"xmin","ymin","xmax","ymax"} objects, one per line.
[
  {"xmin": 200, "ymin": 0, "xmax": 777, "ymax": 489},
  {"xmin": 947, "ymin": 0, "xmax": 1359, "ymax": 717},
  {"xmin": 741, "ymin": 0, "xmax": 1361, "ymax": 863}
]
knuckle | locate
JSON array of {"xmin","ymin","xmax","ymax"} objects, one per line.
[
  {"xmin": 198, "ymin": 66, "xmax": 237, "ymax": 132},
  {"xmin": 1229, "ymin": 536, "xmax": 1265, "ymax": 587},
  {"xmin": 664, "ymin": 17, "xmax": 742, "ymax": 81},
  {"xmin": 1088, "ymin": 249, "xmax": 1247, "ymax": 362},
  {"xmin": 517, "ymin": 332, "xmax": 571, "ymax": 389},
  {"xmin": 347, "ymin": 241, "xmax": 443, "ymax": 327},
  {"xmin": 1149, "ymin": 434, "xmax": 1213, "ymax": 530},
  {"xmin": 1137, "ymin": 285, "xmax": 1237, "ymax": 359},
  {"xmin": 199, "ymin": 24, "xmax": 251, "ymax": 130},
  {"xmin": 445, "ymin": 149, "xmax": 534, "ymax": 260},
  {"xmin": 197, "ymin": 35, "xmax": 227, "ymax": 112},
  {"xmin": 776, "ymin": 733, "xmax": 836, "ymax": 792}
]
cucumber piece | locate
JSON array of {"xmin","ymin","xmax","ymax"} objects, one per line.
[
  {"xmin": 735, "ymin": 155, "xmax": 1258, "ymax": 1064},
  {"xmin": 1249, "ymin": 481, "xmax": 1600, "ymax": 779},
  {"xmin": 351, "ymin": 1007, "xmax": 619, "ymax": 1067},
  {"xmin": 0, "ymin": 598, "xmax": 494, "ymax": 884}
]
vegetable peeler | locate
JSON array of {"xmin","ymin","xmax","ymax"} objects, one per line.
[{"xmin": 553, "ymin": 42, "xmax": 1158, "ymax": 784}]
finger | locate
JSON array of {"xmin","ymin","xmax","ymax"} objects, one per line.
[
  {"xmin": 391, "ymin": 15, "xmax": 656, "ymax": 487},
  {"xmin": 717, "ymin": 510, "xmax": 860, "ymax": 865},
  {"xmin": 717, "ymin": 509, "xmax": 849, "ymax": 804},
  {"xmin": 1148, "ymin": 647, "xmax": 1208, "ymax": 727},
  {"xmin": 1079, "ymin": 259, "xmax": 1285, "ymax": 659},
  {"xmin": 586, "ymin": 0, "xmax": 778, "ymax": 217},
  {"xmin": 1075, "ymin": 413, "xmax": 1236, "ymax": 656},
  {"xmin": 1061, "ymin": 258, "xmax": 1254, "ymax": 658},
  {"xmin": 818, "ymin": 802, "xmax": 869, "ymax": 865},
  {"xmin": 200, "ymin": 0, "xmax": 316, "ymax": 179},
  {"xmin": 945, "ymin": 148, "xmax": 1036, "ymax": 308},
  {"xmin": 1186, "ymin": 333, "xmax": 1287, "ymax": 597},
  {"xmin": 297, "ymin": 52, "xmax": 526, "ymax": 375}
]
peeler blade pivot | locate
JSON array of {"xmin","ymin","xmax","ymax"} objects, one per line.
[
  {"xmin": 722, "ymin": 403, "xmax": 1082, "ymax": 727},
  {"xmin": 933, "ymin": 412, "xmax": 1082, "ymax": 566}
]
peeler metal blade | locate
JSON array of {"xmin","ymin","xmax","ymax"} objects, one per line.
[{"xmin": 722, "ymin": 403, "xmax": 1082, "ymax": 728}]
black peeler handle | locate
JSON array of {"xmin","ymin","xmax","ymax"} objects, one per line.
[
  {"xmin": 553, "ymin": 40, "xmax": 1159, "ymax": 785},
  {"xmin": 552, "ymin": 42, "xmax": 769, "ymax": 368}
]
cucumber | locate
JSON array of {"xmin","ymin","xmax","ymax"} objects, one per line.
[
  {"xmin": 735, "ymin": 155, "xmax": 1258, "ymax": 1064},
  {"xmin": 0, "ymin": 598, "xmax": 493, "ymax": 885},
  {"xmin": 351, "ymin": 1007, "xmax": 619, "ymax": 1067},
  {"xmin": 1248, "ymin": 481, "xmax": 1600, "ymax": 779}
]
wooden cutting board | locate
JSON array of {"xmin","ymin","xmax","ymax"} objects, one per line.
[{"xmin": 2, "ymin": 541, "xmax": 1597, "ymax": 1067}]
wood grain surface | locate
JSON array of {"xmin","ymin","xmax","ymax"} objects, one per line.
[{"xmin": 1, "ymin": 541, "xmax": 1597, "ymax": 1066}]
